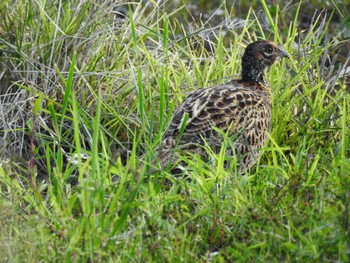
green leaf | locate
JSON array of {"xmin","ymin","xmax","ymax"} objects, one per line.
[{"xmin": 33, "ymin": 95, "xmax": 43, "ymax": 117}]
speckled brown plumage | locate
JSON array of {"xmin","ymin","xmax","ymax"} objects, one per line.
[{"xmin": 157, "ymin": 40, "xmax": 289, "ymax": 173}]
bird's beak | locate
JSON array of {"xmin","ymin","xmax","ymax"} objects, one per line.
[{"xmin": 278, "ymin": 48, "xmax": 289, "ymax": 59}]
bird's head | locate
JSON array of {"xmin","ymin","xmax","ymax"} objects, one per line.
[{"xmin": 241, "ymin": 40, "xmax": 289, "ymax": 83}]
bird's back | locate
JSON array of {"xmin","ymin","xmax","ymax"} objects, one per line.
[{"xmin": 159, "ymin": 80, "xmax": 272, "ymax": 172}]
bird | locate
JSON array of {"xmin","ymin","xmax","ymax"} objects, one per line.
[{"xmin": 153, "ymin": 40, "xmax": 289, "ymax": 174}]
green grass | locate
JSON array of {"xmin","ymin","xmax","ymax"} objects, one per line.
[{"xmin": 0, "ymin": 0, "xmax": 349, "ymax": 261}]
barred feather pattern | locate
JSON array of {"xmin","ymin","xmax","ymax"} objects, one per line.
[
  {"xmin": 153, "ymin": 40, "xmax": 288, "ymax": 174},
  {"xmin": 158, "ymin": 82, "xmax": 271, "ymax": 173}
]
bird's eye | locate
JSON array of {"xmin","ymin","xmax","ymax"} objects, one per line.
[
  {"xmin": 262, "ymin": 46, "xmax": 274, "ymax": 59},
  {"xmin": 266, "ymin": 47, "xmax": 273, "ymax": 53}
]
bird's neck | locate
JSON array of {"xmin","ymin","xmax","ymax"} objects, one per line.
[
  {"xmin": 241, "ymin": 63, "xmax": 267, "ymax": 84},
  {"xmin": 242, "ymin": 56, "xmax": 267, "ymax": 84}
]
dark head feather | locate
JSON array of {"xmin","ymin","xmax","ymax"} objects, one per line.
[{"xmin": 241, "ymin": 40, "xmax": 289, "ymax": 84}]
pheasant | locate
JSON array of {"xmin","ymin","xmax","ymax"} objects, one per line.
[{"xmin": 154, "ymin": 40, "xmax": 289, "ymax": 174}]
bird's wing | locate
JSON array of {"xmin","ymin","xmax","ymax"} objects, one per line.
[{"xmin": 162, "ymin": 81, "xmax": 271, "ymax": 150}]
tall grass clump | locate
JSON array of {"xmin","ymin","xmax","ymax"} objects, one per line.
[{"xmin": 0, "ymin": 0, "xmax": 349, "ymax": 261}]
